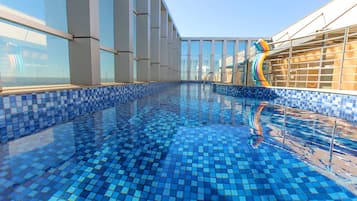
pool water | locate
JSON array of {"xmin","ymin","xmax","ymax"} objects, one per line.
[{"xmin": 0, "ymin": 84, "xmax": 356, "ymax": 201}]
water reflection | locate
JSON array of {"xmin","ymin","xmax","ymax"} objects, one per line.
[
  {"xmin": 0, "ymin": 122, "xmax": 76, "ymax": 199},
  {"xmin": 248, "ymin": 102, "xmax": 267, "ymax": 148},
  {"xmin": 267, "ymin": 106, "xmax": 357, "ymax": 193},
  {"xmin": 179, "ymin": 84, "xmax": 357, "ymax": 193}
]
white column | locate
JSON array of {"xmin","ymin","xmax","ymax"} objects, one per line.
[
  {"xmin": 222, "ymin": 40, "xmax": 227, "ymax": 83},
  {"xmin": 67, "ymin": 0, "xmax": 100, "ymax": 85},
  {"xmin": 245, "ymin": 40, "xmax": 251, "ymax": 85},
  {"xmin": 160, "ymin": 9, "xmax": 168, "ymax": 81},
  {"xmin": 136, "ymin": 0, "xmax": 150, "ymax": 82},
  {"xmin": 198, "ymin": 40, "xmax": 203, "ymax": 81},
  {"xmin": 233, "ymin": 39, "xmax": 239, "ymax": 84},
  {"xmin": 167, "ymin": 20, "xmax": 174, "ymax": 81},
  {"xmin": 150, "ymin": 0, "xmax": 161, "ymax": 81},
  {"xmin": 173, "ymin": 28, "xmax": 177, "ymax": 81},
  {"xmin": 171, "ymin": 28, "xmax": 176, "ymax": 81},
  {"xmin": 178, "ymin": 36, "xmax": 182, "ymax": 81},
  {"xmin": 210, "ymin": 40, "xmax": 215, "ymax": 74},
  {"xmin": 114, "ymin": 0, "xmax": 133, "ymax": 83},
  {"xmin": 187, "ymin": 40, "xmax": 191, "ymax": 80},
  {"xmin": 176, "ymin": 33, "xmax": 180, "ymax": 81}
]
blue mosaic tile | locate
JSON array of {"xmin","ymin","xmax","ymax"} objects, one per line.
[
  {"xmin": 213, "ymin": 84, "xmax": 357, "ymax": 122},
  {"xmin": 0, "ymin": 84, "xmax": 356, "ymax": 200},
  {"xmin": 0, "ymin": 82, "xmax": 180, "ymax": 144}
]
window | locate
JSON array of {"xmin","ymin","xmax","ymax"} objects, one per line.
[
  {"xmin": 190, "ymin": 41, "xmax": 199, "ymax": 80},
  {"xmin": 202, "ymin": 41, "xmax": 211, "ymax": 80},
  {"xmin": 214, "ymin": 41, "xmax": 223, "ymax": 82},
  {"xmin": 100, "ymin": 51, "xmax": 114, "ymax": 82},
  {"xmin": 99, "ymin": 0, "xmax": 114, "ymax": 82},
  {"xmin": 0, "ymin": 0, "xmax": 67, "ymax": 32},
  {"xmin": 0, "ymin": 19, "xmax": 69, "ymax": 86},
  {"xmin": 181, "ymin": 41, "xmax": 188, "ymax": 80},
  {"xmin": 225, "ymin": 41, "xmax": 235, "ymax": 83}
]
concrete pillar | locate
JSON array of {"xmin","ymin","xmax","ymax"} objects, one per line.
[
  {"xmin": 174, "ymin": 30, "xmax": 178, "ymax": 81},
  {"xmin": 178, "ymin": 36, "xmax": 181, "ymax": 81},
  {"xmin": 173, "ymin": 28, "xmax": 177, "ymax": 81},
  {"xmin": 160, "ymin": 8, "xmax": 168, "ymax": 81},
  {"xmin": 67, "ymin": 0, "xmax": 100, "ymax": 85},
  {"xmin": 136, "ymin": 0, "xmax": 150, "ymax": 82},
  {"xmin": 198, "ymin": 40, "xmax": 203, "ymax": 81},
  {"xmin": 150, "ymin": 0, "xmax": 161, "ymax": 81},
  {"xmin": 222, "ymin": 40, "xmax": 227, "ymax": 83},
  {"xmin": 167, "ymin": 20, "xmax": 173, "ymax": 81},
  {"xmin": 233, "ymin": 39, "xmax": 239, "ymax": 84},
  {"xmin": 187, "ymin": 40, "xmax": 191, "ymax": 80},
  {"xmin": 245, "ymin": 40, "xmax": 251, "ymax": 86},
  {"xmin": 176, "ymin": 36, "xmax": 181, "ymax": 81},
  {"xmin": 210, "ymin": 40, "xmax": 215, "ymax": 74},
  {"xmin": 175, "ymin": 33, "xmax": 180, "ymax": 81},
  {"xmin": 114, "ymin": 0, "xmax": 133, "ymax": 83},
  {"xmin": 171, "ymin": 28, "xmax": 175, "ymax": 81}
]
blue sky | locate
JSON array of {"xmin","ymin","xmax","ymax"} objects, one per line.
[{"xmin": 164, "ymin": 0, "xmax": 331, "ymax": 37}]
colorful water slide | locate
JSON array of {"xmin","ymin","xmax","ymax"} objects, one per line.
[{"xmin": 252, "ymin": 39, "xmax": 270, "ymax": 86}]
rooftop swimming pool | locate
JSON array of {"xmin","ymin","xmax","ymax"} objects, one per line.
[{"xmin": 0, "ymin": 83, "xmax": 356, "ymax": 200}]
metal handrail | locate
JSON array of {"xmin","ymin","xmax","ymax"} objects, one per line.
[
  {"xmin": 268, "ymin": 24, "xmax": 357, "ymax": 46},
  {"xmin": 203, "ymin": 72, "xmax": 214, "ymax": 86},
  {"xmin": 0, "ymin": 5, "xmax": 73, "ymax": 40},
  {"xmin": 321, "ymin": 3, "xmax": 357, "ymax": 30},
  {"xmin": 100, "ymin": 46, "xmax": 119, "ymax": 55},
  {"xmin": 289, "ymin": 13, "xmax": 324, "ymax": 39}
]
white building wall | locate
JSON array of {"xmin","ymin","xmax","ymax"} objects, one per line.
[{"xmin": 273, "ymin": 0, "xmax": 357, "ymax": 43}]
